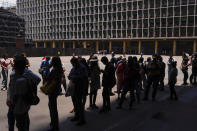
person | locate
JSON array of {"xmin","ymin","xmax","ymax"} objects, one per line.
[
  {"xmin": 46, "ymin": 56, "xmax": 65, "ymax": 131},
  {"xmin": 109, "ymin": 52, "xmax": 117, "ymax": 96},
  {"xmin": 1, "ymin": 54, "xmax": 10, "ymax": 91},
  {"xmin": 21, "ymin": 53, "xmax": 30, "ymax": 68},
  {"xmin": 100, "ymin": 56, "xmax": 116, "ymax": 113},
  {"xmin": 167, "ymin": 55, "xmax": 175, "ymax": 81},
  {"xmin": 117, "ymin": 56, "xmax": 140, "ymax": 109},
  {"xmin": 139, "ymin": 56, "xmax": 146, "ymax": 90},
  {"xmin": 158, "ymin": 56, "xmax": 166, "ymax": 91},
  {"xmin": 168, "ymin": 61, "xmax": 178, "ymax": 100},
  {"xmin": 190, "ymin": 53, "xmax": 197, "ymax": 85},
  {"xmin": 89, "ymin": 56, "xmax": 101, "ymax": 109},
  {"xmin": 181, "ymin": 52, "xmax": 189, "ymax": 85},
  {"xmin": 143, "ymin": 54, "xmax": 161, "ymax": 101},
  {"xmin": 7, "ymin": 55, "xmax": 41, "ymax": 131},
  {"xmin": 116, "ymin": 58, "xmax": 126, "ymax": 99},
  {"xmin": 79, "ymin": 57, "xmax": 89, "ymax": 108},
  {"xmin": 40, "ymin": 56, "xmax": 51, "ymax": 84},
  {"xmin": 68, "ymin": 57, "xmax": 87, "ymax": 126}
]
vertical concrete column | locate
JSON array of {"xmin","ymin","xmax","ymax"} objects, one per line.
[
  {"xmin": 155, "ymin": 40, "xmax": 158, "ymax": 54},
  {"xmin": 123, "ymin": 40, "xmax": 127, "ymax": 53},
  {"xmin": 138, "ymin": 40, "xmax": 142, "ymax": 54},
  {"xmin": 173, "ymin": 40, "xmax": 176, "ymax": 56},
  {"xmin": 193, "ymin": 40, "xmax": 197, "ymax": 53},
  {"xmin": 83, "ymin": 41, "xmax": 87, "ymax": 48},
  {"xmin": 52, "ymin": 41, "xmax": 56, "ymax": 48},
  {"xmin": 35, "ymin": 42, "xmax": 38, "ymax": 48},
  {"xmin": 96, "ymin": 41, "xmax": 99, "ymax": 52},
  {"xmin": 62, "ymin": 41, "xmax": 65, "ymax": 49},
  {"xmin": 44, "ymin": 41, "xmax": 47, "ymax": 48},
  {"xmin": 109, "ymin": 41, "xmax": 112, "ymax": 52},
  {"xmin": 72, "ymin": 41, "xmax": 76, "ymax": 49}
]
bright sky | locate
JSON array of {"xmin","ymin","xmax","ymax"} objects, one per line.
[{"xmin": 0, "ymin": 0, "xmax": 16, "ymax": 7}]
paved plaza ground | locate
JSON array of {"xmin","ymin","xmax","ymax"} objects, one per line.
[{"xmin": 0, "ymin": 55, "xmax": 197, "ymax": 131}]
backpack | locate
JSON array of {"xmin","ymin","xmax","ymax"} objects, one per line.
[{"xmin": 24, "ymin": 77, "xmax": 40, "ymax": 105}]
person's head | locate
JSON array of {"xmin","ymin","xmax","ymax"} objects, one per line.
[
  {"xmin": 128, "ymin": 56, "xmax": 133, "ymax": 66},
  {"xmin": 51, "ymin": 56, "xmax": 62, "ymax": 70},
  {"xmin": 14, "ymin": 55, "xmax": 26, "ymax": 75},
  {"xmin": 112, "ymin": 52, "xmax": 115, "ymax": 57},
  {"xmin": 147, "ymin": 57, "xmax": 151, "ymax": 62},
  {"xmin": 101, "ymin": 56, "xmax": 109, "ymax": 65},
  {"xmin": 157, "ymin": 55, "xmax": 163, "ymax": 62},
  {"xmin": 133, "ymin": 56, "xmax": 138, "ymax": 63},
  {"xmin": 70, "ymin": 57, "xmax": 79, "ymax": 68},
  {"xmin": 172, "ymin": 61, "xmax": 177, "ymax": 68},
  {"xmin": 152, "ymin": 54, "xmax": 157, "ymax": 62},
  {"xmin": 139, "ymin": 57, "xmax": 144, "ymax": 63},
  {"xmin": 21, "ymin": 53, "xmax": 27, "ymax": 58},
  {"xmin": 46, "ymin": 56, "xmax": 50, "ymax": 61}
]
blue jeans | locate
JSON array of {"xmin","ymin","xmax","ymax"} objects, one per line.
[{"xmin": 2, "ymin": 69, "xmax": 8, "ymax": 89}]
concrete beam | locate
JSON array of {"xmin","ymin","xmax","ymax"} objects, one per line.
[
  {"xmin": 83, "ymin": 41, "xmax": 87, "ymax": 48},
  {"xmin": 155, "ymin": 40, "xmax": 158, "ymax": 54},
  {"xmin": 109, "ymin": 41, "xmax": 112, "ymax": 52},
  {"xmin": 73, "ymin": 41, "xmax": 76, "ymax": 49},
  {"xmin": 138, "ymin": 40, "xmax": 142, "ymax": 54},
  {"xmin": 52, "ymin": 41, "xmax": 56, "ymax": 48},
  {"xmin": 62, "ymin": 41, "xmax": 65, "ymax": 49},
  {"xmin": 44, "ymin": 41, "xmax": 47, "ymax": 48},
  {"xmin": 35, "ymin": 42, "xmax": 38, "ymax": 48},
  {"xmin": 123, "ymin": 40, "xmax": 127, "ymax": 53},
  {"xmin": 173, "ymin": 40, "xmax": 176, "ymax": 56}
]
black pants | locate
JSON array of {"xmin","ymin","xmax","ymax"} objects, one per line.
[
  {"xmin": 102, "ymin": 87, "xmax": 111, "ymax": 110},
  {"xmin": 89, "ymin": 90, "xmax": 98, "ymax": 106},
  {"xmin": 169, "ymin": 83, "xmax": 177, "ymax": 99},
  {"xmin": 7, "ymin": 105, "xmax": 15, "ymax": 131},
  {"xmin": 119, "ymin": 86, "xmax": 134, "ymax": 107},
  {"xmin": 182, "ymin": 69, "xmax": 188, "ymax": 84},
  {"xmin": 15, "ymin": 112, "xmax": 30, "ymax": 131},
  {"xmin": 73, "ymin": 88, "xmax": 85, "ymax": 122},
  {"xmin": 48, "ymin": 95, "xmax": 59, "ymax": 131},
  {"xmin": 144, "ymin": 76, "xmax": 159, "ymax": 100},
  {"xmin": 159, "ymin": 74, "xmax": 165, "ymax": 89}
]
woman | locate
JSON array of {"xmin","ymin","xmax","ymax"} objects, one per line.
[
  {"xmin": 46, "ymin": 56, "xmax": 63, "ymax": 131},
  {"xmin": 1, "ymin": 54, "xmax": 10, "ymax": 91},
  {"xmin": 89, "ymin": 56, "xmax": 100, "ymax": 109}
]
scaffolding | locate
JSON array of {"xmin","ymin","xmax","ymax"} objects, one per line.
[
  {"xmin": 17, "ymin": 0, "xmax": 197, "ymax": 41},
  {"xmin": 0, "ymin": 7, "xmax": 25, "ymax": 47}
]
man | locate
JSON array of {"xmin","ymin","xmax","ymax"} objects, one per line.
[
  {"xmin": 100, "ymin": 56, "xmax": 116, "ymax": 113},
  {"xmin": 7, "ymin": 55, "xmax": 41, "ymax": 131},
  {"xmin": 158, "ymin": 56, "xmax": 166, "ymax": 91},
  {"xmin": 1, "ymin": 54, "xmax": 10, "ymax": 91},
  {"xmin": 68, "ymin": 57, "xmax": 88, "ymax": 126},
  {"xmin": 109, "ymin": 52, "xmax": 117, "ymax": 96},
  {"xmin": 167, "ymin": 55, "xmax": 175, "ymax": 82},
  {"xmin": 143, "ymin": 54, "xmax": 161, "ymax": 101},
  {"xmin": 181, "ymin": 52, "xmax": 189, "ymax": 85},
  {"xmin": 190, "ymin": 53, "xmax": 197, "ymax": 85}
]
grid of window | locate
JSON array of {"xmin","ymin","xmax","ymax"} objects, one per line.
[{"xmin": 17, "ymin": 0, "xmax": 197, "ymax": 41}]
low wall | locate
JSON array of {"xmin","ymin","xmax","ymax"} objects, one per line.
[{"xmin": 0, "ymin": 48, "xmax": 95, "ymax": 57}]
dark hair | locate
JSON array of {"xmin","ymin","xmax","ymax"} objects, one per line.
[
  {"xmin": 70, "ymin": 57, "xmax": 78, "ymax": 65},
  {"xmin": 14, "ymin": 55, "xmax": 26, "ymax": 70},
  {"xmin": 101, "ymin": 56, "xmax": 108, "ymax": 63},
  {"xmin": 51, "ymin": 56, "xmax": 63, "ymax": 73}
]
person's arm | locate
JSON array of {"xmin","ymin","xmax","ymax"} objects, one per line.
[{"xmin": 7, "ymin": 73, "xmax": 14, "ymax": 106}]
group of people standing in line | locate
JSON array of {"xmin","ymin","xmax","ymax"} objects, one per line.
[{"xmin": 2, "ymin": 51, "xmax": 197, "ymax": 131}]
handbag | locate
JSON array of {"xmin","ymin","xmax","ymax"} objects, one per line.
[
  {"xmin": 65, "ymin": 80, "xmax": 75, "ymax": 96},
  {"xmin": 40, "ymin": 79, "xmax": 57, "ymax": 95}
]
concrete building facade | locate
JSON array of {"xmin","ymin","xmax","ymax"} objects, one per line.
[{"xmin": 17, "ymin": 0, "xmax": 197, "ymax": 55}]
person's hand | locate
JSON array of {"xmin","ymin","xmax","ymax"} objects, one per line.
[{"xmin": 6, "ymin": 99, "xmax": 12, "ymax": 107}]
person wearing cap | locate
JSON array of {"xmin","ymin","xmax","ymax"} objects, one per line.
[
  {"xmin": 168, "ymin": 61, "xmax": 178, "ymax": 100},
  {"xmin": 143, "ymin": 54, "xmax": 161, "ymax": 101},
  {"xmin": 89, "ymin": 56, "xmax": 101, "ymax": 109},
  {"xmin": 100, "ymin": 56, "xmax": 116, "ymax": 113},
  {"xmin": 181, "ymin": 52, "xmax": 189, "ymax": 85}
]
